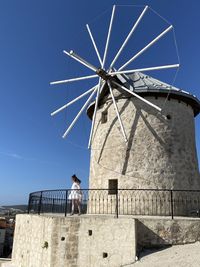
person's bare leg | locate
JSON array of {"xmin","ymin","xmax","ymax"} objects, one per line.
[
  {"xmin": 77, "ymin": 200, "xmax": 81, "ymax": 215},
  {"xmin": 71, "ymin": 200, "xmax": 75, "ymax": 215}
]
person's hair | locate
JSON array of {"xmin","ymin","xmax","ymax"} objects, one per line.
[
  {"xmin": 72, "ymin": 174, "xmax": 77, "ymax": 181},
  {"xmin": 76, "ymin": 178, "xmax": 81, "ymax": 184},
  {"xmin": 71, "ymin": 174, "xmax": 81, "ymax": 184}
]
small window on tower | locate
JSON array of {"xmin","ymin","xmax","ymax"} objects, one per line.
[
  {"xmin": 101, "ymin": 111, "xmax": 108, "ymax": 124},
  {"xmin": 108, "ymin": 179, "xmax": 118, "ymax": 195}
]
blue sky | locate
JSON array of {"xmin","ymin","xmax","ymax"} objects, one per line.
[{"xmin": 0, "ymin": 0, "xmax": 199, "ymax": 205}]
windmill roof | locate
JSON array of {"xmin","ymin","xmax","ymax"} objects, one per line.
[{"xmin": 87, "ymin": 72, "xmax": 200, "ymax": 119}]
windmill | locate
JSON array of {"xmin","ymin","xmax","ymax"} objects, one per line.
[
  {"xmin": 50, "ymin": 5, "xmax": 179, "ymax": 146},
  {"xmin": 51, "ymin": 5, "xmax": 200, "ymax": 195}
]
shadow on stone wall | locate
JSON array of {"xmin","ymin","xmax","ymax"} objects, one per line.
[
  {"xmin": 137, "ymin": 218, "xmax": 200, "ymax": 259},
  {"xmin": 137, "ymin": 220, "xmax": 170, "ymax": 249}
]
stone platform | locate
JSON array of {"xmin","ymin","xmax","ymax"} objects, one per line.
[
  {"xmin": 6, "ymin": 214, "xmax": 200, "ymax": 267},
  {"xmin": 10, "ymin": 214, "xmax": 137, "ymax": 267}
]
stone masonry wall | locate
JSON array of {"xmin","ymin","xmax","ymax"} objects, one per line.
[
  {"xmin": 12, "ymin": 215, "xmax": 53, "ymax": 267},
  {"xmin": 9, "ymin": 214, "xmax": 200, "ymax": 267},
  {"xmin": 137, "ymin": 217, "xmax": 200, "ymax": 248},
  {"xmin": 77, "ymin": 216, "xmax": 136, "ymax": 267},
  {"xmin": 89, "ymin": 95, "xmax": 200, "ymax": 190},
  {"xmin": 11, "ymin": 214, "xmax": 136, "ymax": 267}
]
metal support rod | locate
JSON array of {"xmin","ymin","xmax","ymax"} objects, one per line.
[
  {"xmin": 65, "ymin": 190, "xmax": 68, "ymax": 217},
  {"xmin": 170, "ymin": 190, "xmax": 174, "ymax": 219},
  {"xmin": 63, "ymin": 50, "xmax": 98, "ymax": 72},
  {"xmin": 52, "ymin": 198, "xmax": 55, "ymax": 213},
  {"xmin": 88, "ymin": 79, "xmax": 105, "ymax": 148},
  {"xmin": 110, "ymin": 64, "xmax": 180, "ymax": 76},
  {"xmin": 86, "ymin": 24, "xmax": 103, "ymax": 67},
  {"xmin": 116, "ymin": 189, "xmax": 119, "ymax": 218},
  {"xmin": 62, "ymin": 87, "xmax": 98, "ymax": 138},
  {"xmin": 51, "ymin": 85, "xmax": 97, "ymax": 116},
  {"xmin": 107, "ymin": 81, "xmax": 128, "ymax": 143},
  {"xmin": 50, "ymin": 74, "xmax": 98, "ymax": 85},
  {"xmin": 112, "ymin": 81, "xmax": 162, "ymax": 112},
  {"xmin": 110, "ymin": 5, "xmax": 148, "ymax": 69},
  {"xmin": 119, "ymin": 25, "xmax": 173, "ymax": 71},
  {"xmin": 27, "ymin": 194, "xmax": 31, "ymax": 214},
  {"xmin": 38, "ymin": 191, "xmax": 43, "ymax": 215},
  {"xmin": 102, "ymin": 5, "xmax": 116, "ymax": 68}
]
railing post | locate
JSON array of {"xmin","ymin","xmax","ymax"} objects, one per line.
[
  {"xmin": 116, "ymin": 189, "xmax": 119, "ymax": 218},
  {"xmin": 52, "ymin": 199, "xmax": 55, "ymax": 213},
  {"xmin": 38, "ymin": 191, "xmax": 43, "ymax": 215},
  {"xmin": 65, "ymin": 190, "xmax": 68, "ymax": 217},
  {"xmin": 170, "ymin": 190, "xmax": 174, "ymax": 219},
  {"xmin": 27, "ymin": 194, "xmax": 31, "ymax": 214}
]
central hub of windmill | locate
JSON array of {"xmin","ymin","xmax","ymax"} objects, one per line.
[{"xmin": 96, "ymin": 68, "xmax": 110, "ymax": 81}]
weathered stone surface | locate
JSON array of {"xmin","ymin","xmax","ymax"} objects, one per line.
[
  {"xmin": 137, "ymin": 217, "xmax": 200, "ymax": 247},
  {"xmin": 77, "ymin": 216, "xmax": 136, "ymax": 267},
  {"xmin": 11, "ymin": 214, "xmax": 136, "ymax": 267},
  {"xmin": 9, "ymin": 214, "xmax": 200, "ymax": 267},
  {"xmin": 89, "ymin": 96, "xmax": 200, "ymax": 191},
  {"xmin": 0, "ymin": 259, "xmax": 13, "ymax": 267}
]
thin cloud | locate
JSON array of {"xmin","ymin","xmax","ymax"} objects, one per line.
[
  {"xmin": 0, "ymin": 151, "xmax": 23, "ymax": 160},
  {"xmin": 0, "ymin": 150, "xmax": 61, "ymax": 166}
]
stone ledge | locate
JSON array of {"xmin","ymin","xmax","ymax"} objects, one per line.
[{"xmin": 0, "ymin": 259, "xmax": 13, "ymax": 267}]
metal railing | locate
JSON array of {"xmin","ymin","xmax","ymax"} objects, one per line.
[{"xmin": 27, "ymin": 189, "xmax": 200, "ymax": 219}]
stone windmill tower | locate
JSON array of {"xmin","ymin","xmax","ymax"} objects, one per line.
[
  {"xmin": 51, "ymin": 5, "xmax": 200, "ymax": 194},
  {"xmin": 87, "ymin": 72, "xmax": 200, "ymax": 193}
]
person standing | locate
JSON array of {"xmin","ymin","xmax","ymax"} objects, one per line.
[{"xmin": 68, "ymin": 174, "xmax": 82, "ymax": 215}]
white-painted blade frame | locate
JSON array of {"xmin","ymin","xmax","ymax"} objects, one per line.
[
  {"xmin": 88, "ymin": 79, "xmax": 106, "ymax": 148},
  {"xmin": 110, "ymin": 5, "xmax": 148, "ymax": 69},
  {"xmin": 86, "ymin": 24, "xmax": 103, "ymax": 67},
  {"xmin": 111, "ymin": 64, "xmax": 180, "ymax": 76},
  {"xmin": 62, "ymin": 87, "xmax": 98, "ymax": 138},
  {"xmin": 107, "ymin": 81, "xmax": 128, "ymax": 143},
  {"xmin": 51, "ymin": 85, "xmax": 98, "ymax": 116},
  {"xmin": 50, "ymin": 74, "xmax": 98, "ymax": 85},
  {"xmin": 119, "ymin": 25, "xmax": 173, "ymax": 71},
  {"xmin": 63, "ymin": 50, "xmax": 98, "ymax": 72},
  {"xmin": 112, "ymin": 81, "xmax": 161, "ymax": 112},
  {"xmin": 102, "ymin": 5, "xmax": 116, "ymax": 68}
]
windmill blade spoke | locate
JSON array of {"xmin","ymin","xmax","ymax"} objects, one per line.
[
  {"xmin": 107, "ymin": 81, "xmax": 128, "ymax": 143},
  {"xmin": 63, "ymin": 50, "xmax": 98, "ymax": 72},
  {"xmin": 102, "ymin": 5, "xmax": 116, "ymax": 68},
  {"xmin": 110, "ymin": 5, "xmax": 148, "ymax": 69},
  {"xmin": 51, "ymin": 85, "xmax": 98, "ymax": 116},
  {"xmin": 50, "ymin": 74, "xmax": 98, "ymax": 85},
  {"xmin": 112, "ymin": 81, "xmax": 162, "ymax": 112},
  {"xmin": 62, "ymin": 87, "xmax": 98, "ymax": 138},
  {"xmin": 88, "ymin": 79, "xmax": 106, "ymax": 148},
  {"xmin": 119, "ymin": 25, "xmax": 173, "ymax": 71},
  {"xmin": 86, "ymin": 24, "xmax": 103, "ymax": 67},
  {"xmin": 110, "ymin": 64, "xmax": 180, "ymax": 75}
]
